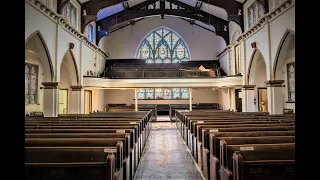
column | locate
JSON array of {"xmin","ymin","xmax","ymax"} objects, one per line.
[
  {"xmin": 189, "ymin": 88, "xmax": 193, "ymax": 111},
  {"xmin": 134, "ymin": 88, "xmax": 138, "ymax": 111},
  {"xmin": 70, "ymin": 86, "xmax": 85, "ymax": 114},
  {"xmin": 266, "ymin": 80, "xmax": 285, "ymax": 115},
  {"xmin": 42, "ymin": 82, "xmax": 59, "ymax": 117},
  {"xmin": 241, "ymin": 85, "xmax": 256, "ymax": 112}
]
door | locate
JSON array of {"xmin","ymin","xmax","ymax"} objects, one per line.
[
  {"xmin": 85, "ymin": 90, "xmax": 92, "ymax": 114},
  {"xmin": 59, "ymin": 89, "xmax": 68, "ymax": 114},
  {"xmin": 258, "ymin": 88, "xmax": 268, "ymax": 112},
  {"xmin": 235, "ymin": 89, "xmax": 242, "ymax": 112}
]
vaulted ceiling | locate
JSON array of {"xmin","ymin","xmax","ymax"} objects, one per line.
[{"xmin": 74, "ymin": 0, "xmax": 253, "ymax": 45}]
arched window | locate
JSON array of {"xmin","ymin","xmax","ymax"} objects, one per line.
[
  {"xmin": 137, "ymin": 27, "xmax": 190, "ymax": 63},
  {"xmin": 25, "ymin": 63, "xmax": 39, "ymax": 104},
  {"xmin": 62, "ymin": 2, "xmax": 77, "ymax": 28},
  {"xmin": 84, "ymin": 23, "xmax": 94, "ymax": 43},
  {"xmin": 247, "ymin": 1, "xmax": 265, "ymax": 29}
]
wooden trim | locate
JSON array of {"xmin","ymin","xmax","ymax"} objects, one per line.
[
  {"xmin": 242, "ymin": 85, "xmax": 255, "ymax": 90},
  {"xmin": 70, "ymin": 85, "xmax": 84, "ymax": 91},
  {"xmin": 265, "ymin": 80, "xmax": 285, "ymax": 87},
  {"xmin": 42, "ymin": 82, "xmax": 59, "ymax": 89},
  {"xmin": 286, "ymin": 101, "xmax": 295, "ymax": 103},
  {"xmin": 246, "ymin": 48, "xmax": 258, "ymax": 84}
]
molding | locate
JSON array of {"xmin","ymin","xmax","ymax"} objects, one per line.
[
  {"xmin": 237, "ymin": 0, "xmax": 295, "ymax": 42},
  {"xmin": 242, "ymin": 85, "xmax": 255, "ymax": 90},
  {"xmin": 70, "ymin": 85, "xmax": 84, "ymax": 91},
  {"xmin": 266, "ymin": 80, "xmax": 285, "ymax": 87},
  {"xmin": 42, "ymin": 82, "xmax": 59, "ymax": 89},
  {"xmin": 217, "ymin": 45, "xmax": 234, "ymax": 58},
  {"xmin": 26, "ymin": 0, "xmax": 109, "ymax": 59}
]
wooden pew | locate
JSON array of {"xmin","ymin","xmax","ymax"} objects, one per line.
[
  {"xmin": 221, "ymin": 143, "xmax": 295, "ymax": 180},
  {"xmin": 209, "ymin": 136, "xmax": 295, "ymax": 180}
]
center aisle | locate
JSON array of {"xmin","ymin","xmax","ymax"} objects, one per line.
[{"xmin": 134, "ymin": 122, "xmax": 204, "ymax": 180}]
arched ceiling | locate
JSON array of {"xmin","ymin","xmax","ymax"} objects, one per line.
[{"xmin": 76, "ymin": 0, "xmax": 249, "ymax": 44}]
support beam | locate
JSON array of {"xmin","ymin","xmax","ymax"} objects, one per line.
[
  {"xmin": 266, "ymin": 80, "xmax": 285, "ymax": 114},
  {"xmin": 189, "ymin": 88, "xmax": 193, "ymax": 111},
  {"xmin": 135, "ymin": 88, "xmax": 138, "ymax": 111},
  {"xmin": 42, "ymin": 82, "xmax": 60, "ymax": 117}
]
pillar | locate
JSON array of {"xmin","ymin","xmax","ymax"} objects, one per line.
[
  {"xmin": 241, "ymin": 85, "xmax": 256, "ymax": 112},
  {"xmin": 266, "ymin": 80, "xmax": 285, "ymax": 115},
  {"xmin": 42, "ymin": 82, "xmax": 59, "ymax": 117},
  {"xmin": 70, "ymin": 86, "xmax": 85, "ymax": 114},
  {"xmin": 189, "ymin": 88, "xmax": 193, "ymax": 111},
  {"xmin": 134, "ymin": 88, "xmax": 138, "ymax": 111}
]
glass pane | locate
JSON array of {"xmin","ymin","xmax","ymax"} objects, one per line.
[
  {"xmin": 146, "ymin": 88, "xmax": 154, "ymax": 99},
  {"xmin": 25, "ymin": 74, "xmax": 30, "ymax": 94},
  {"xmin": 25, "ymin": 65, "xmax": 29, "ymax": 73},
  {"xmin": 146, "ymin": 59, "xmax": 154, "ymax": 63},
  {"xmin": 137, "ymin": 89, "xmax": 145, "ymax": 99},
  {"xmin": 155, "ymin": 59, "xmax": 162, "ymax": 63},
  {"xmin": 163, "ymin": 88, "xmax": 171, "ymax": 99},
  {"xmin": 30, "ymin": 75, "xmax": 37, "ymax": 94},
  {"xmin": 155, "ymin": 88, "xmax": 163, "ymax": 99},
  {"xmin": 30, "ymin": 95, "xmax": 35, "ymax": 104},
  {"xmin": 172, "ymin": 88, "xmax": 180, "ymax": 99},
  {"xmin": 181, "ymin": 88, "xmax": 189, "ymax": 99},
  {"xmin": 25, "ymin": 94, "xmax": 30, "ymax": 104},
  {"xmin": 287, "ymin": 63, "xmax": 295, "ymax": 101}
]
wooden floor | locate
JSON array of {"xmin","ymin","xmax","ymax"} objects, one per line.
[{"xmin": 134, "ymin": 121, "xmax": 204, "ymax": 180}]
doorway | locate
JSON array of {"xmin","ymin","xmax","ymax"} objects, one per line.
[
  {"xmin": 258, "ymin": 88, "xmax": 268, "ymax": 112},
  {"xmin": 59, "ymin": 89, "xmax": 68, "ymax": 114},
  {"xmin": 235, "ymin": 89, "xmax": 242, "ymax": 112},
  {"xmin": 85, "ymin": 90, "xmax": 92, "ymax": 114}
]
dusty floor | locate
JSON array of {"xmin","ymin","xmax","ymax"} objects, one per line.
[{"xmin": 134, "ymin": 121, "xmax": 204, "ymax": 180}]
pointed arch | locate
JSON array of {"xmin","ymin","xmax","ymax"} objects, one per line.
[
  {"xmin": 60, "ymin": 50, "xmax": 80, "ymax": 86},
  {"xmin": 25, "ymin": 30, "xmax": 54, "ymax": 82},
  {"xmin": 135, "ymin": 26, "xmax": 191, "ymax": 63},
  {"xmin": 273, "ymin": 29, "xmax": 295, "ymax": 80},
  {"xmin": 247, "ymin": 48, "xmax": 266, "ymax": 85},
  {"xmin": 231, "ymin": 30, "xmax": 241, "ymax": 45}
]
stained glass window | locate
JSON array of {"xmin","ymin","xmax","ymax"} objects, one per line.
[
  {"xmin": 181, "ymin": 88, "xmax": 189, "ymax": 99},
  {"xmin": 136, "ymin": 88, "xmax": 189, "ymax": 100},
  {"xmin": 84, "ymin": 24, "xmax": 94, "ymax": 43},
  {"xmin": 287, "ymin": 62, "xmax": 295, "ymax": 102},
  {"xmin": 163, "ymin": 88, "xmax": 172, "ymax": 99},
  {"xmin": 137, "ymin": 89, "xmax": 145, "ymax": 100},
  {"xmin": 146, "ymin": 89, "xmax": 154, "ymax": 99},
  {"xmin": 155, "ymin": 88, "xmax": 164, "ymax": 99},
  {"xmin": 247, "ymin": 1, "xmax": 265, "ymax": 29},
  {"xmin": 137, "ymin": 27, "xmax": 190, "ymax": 63},
  {"xmin": 172, "ymin": 88, "xmax": 181, "ymax": 99},
  {"xmin": 25, "ymin": 63, "xmax": 38, "ymax": 104},
  {"xmin": 62, "ymin": 2, "xmax": 77, "ymax": 28}
]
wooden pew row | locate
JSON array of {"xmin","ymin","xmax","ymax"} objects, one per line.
[
  {"xmin": 25, "ymin": 111, "xmax": 152, "ymax": 180},
  {"xmin": 210, "ymin": 136, "xmax": 295, "ymax": 180},
  {"xmin": 25, "ymin": 124, "xmax": 142, "ymax": 179},
  {"xmin": 177, "ymin": 110, "xmax": 294, "ymax": 179},
  {"xmin": 221, "ymin": 143, "xmax": 295, "ymax": 180},
  {"xmin": 25, "ymin": 138, "xmax": 125, "ymax": 180}
]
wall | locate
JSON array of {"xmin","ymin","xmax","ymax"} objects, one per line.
[
  {"xmin": 104, "ymin": 88, "xmax": 219, "ymax": 105},
  {"xmin": 217, "ymin": 89, "xmax": 230, "ymax": 110},
  {"xmin": 102, "ymin": 16, "xmax": 226, "ymax": 60},
  {"xmin": 92, "ymin": 89, "xmax": 106, "ymax": 111}
]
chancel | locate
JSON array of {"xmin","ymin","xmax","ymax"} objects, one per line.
[{"xmin": 25, "ymin": 0, "xmax": 295, "ymax": 179}]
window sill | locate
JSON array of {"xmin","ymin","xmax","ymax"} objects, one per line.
[
  {"xmin": 286, "ymin": 101, "xmax": 295, "ymax": 103},
  {"xmin": 25, "ymin": 103, "xmax": 40, "ymax": 106}
]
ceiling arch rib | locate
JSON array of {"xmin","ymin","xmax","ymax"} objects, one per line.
[
  {"xmin": 96, "ymin": 0, "xmax": 229, "ymax": 44},
  {"xmin": 81, "ymin": 0, "xmax": 244, "ymax": 32}
]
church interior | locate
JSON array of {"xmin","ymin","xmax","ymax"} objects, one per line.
[{"xmin": 25, "ymin": 0, "xmax": 295, "ymax": 179}]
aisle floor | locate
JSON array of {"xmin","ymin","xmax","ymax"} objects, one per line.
[{"xmin": 134, "ymin": 122, "xmax": 204, "ymax": 180}]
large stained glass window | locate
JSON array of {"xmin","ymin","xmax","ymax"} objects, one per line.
[
  {"xmin": 247, "ymin": 1, "xmax": 265, "ymax": 29},
  {"xmin": 62, "ymin": 2, "xmax": 77, "ymax": 28},
  {"xmin": 286, "ymin": 62, "xmax": 295, "ymax": 102},
  {"xmin": 136, "ymin": 88, "xmax": 189, "ymax": 100},
  {"xmin": 25, "ymin": 63, "xmax": 39, "ymax": 104},
  {"xmin": 137, "ymin": 27, "xmax": 190, "ymax": 63},
  {"xmin": 84, "ymin": 23, "xmax": 94, "ymax": 43}
]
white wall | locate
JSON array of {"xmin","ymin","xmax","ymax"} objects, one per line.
[
  {"xmin": 217, "ymin": 89, "xmax": 230, "ymax": 110},
  {"xmin": 92, "ymin": 89, "xmax": 106, "ymax": 111},
  {"xmin": 104, "ymin": 88, "xmax": 219, "ymax": 105},
  {"xmin": 102, "ymin": 16, "xmax": 226, "ymax": 60}
]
